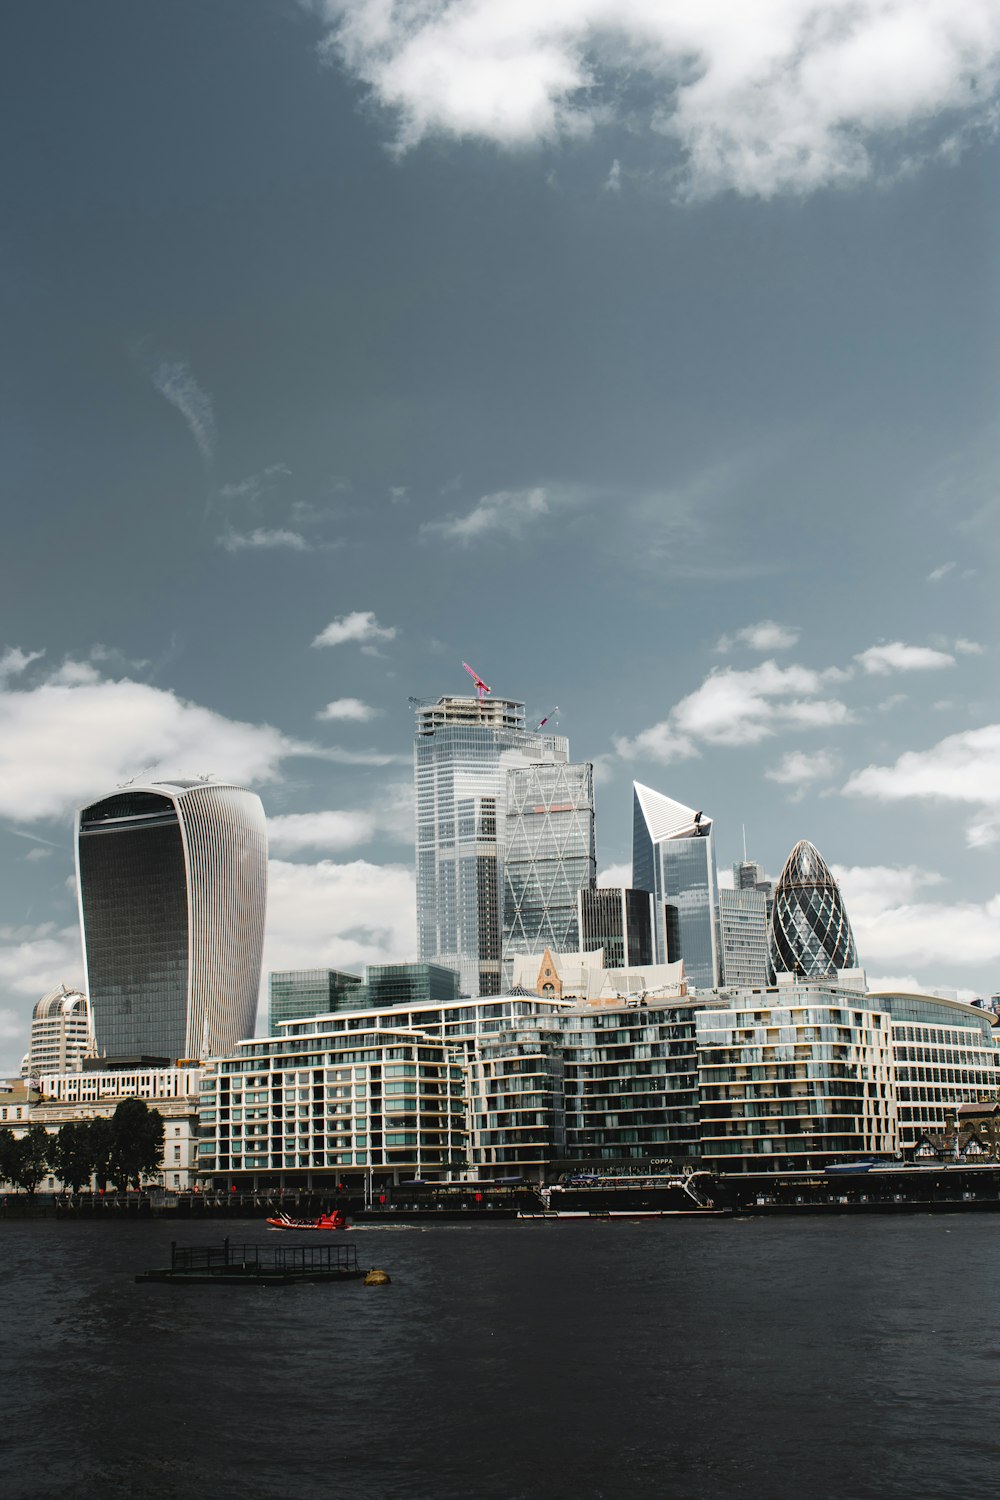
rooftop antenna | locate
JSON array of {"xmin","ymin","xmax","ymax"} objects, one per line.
[
  {"xmin": 462, "ymin": 661, "xmax": 491, "ymax": 699},
  {"xmin": 743, "ymin": 823, "xmax": 748, "ymax": 862}
]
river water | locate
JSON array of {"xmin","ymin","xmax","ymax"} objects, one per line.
[{"xmin": 2, "ymin": 1215, "xmax": 999, "ymax": 1499}]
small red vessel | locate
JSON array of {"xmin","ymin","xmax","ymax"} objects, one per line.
[{"xmin": 266, "ymin": 1209, "xmax": 348, "ymax": 1232}]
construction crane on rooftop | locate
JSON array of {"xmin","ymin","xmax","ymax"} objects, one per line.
[{"xmin": 462, "ymin": 661, "xmax": 491, "ymax": 699}]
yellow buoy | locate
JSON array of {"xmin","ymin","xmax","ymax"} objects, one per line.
[{"xmin": 364, "ymin": 1268, "xmax": 391, "ymax": 1286}]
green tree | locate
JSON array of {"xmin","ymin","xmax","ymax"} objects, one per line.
[
  {"xmin": 107, "ymin": 1099, "xmax": 164, "ymax": 1191},
  {"xmin": 0, "ymin": 1125, "xmax": 17, "ymax": 1186},
  {"xmin": 10, "ymin": 1124, "xmax": 51, "ymax": 1194},
  {"xmin": 51, "ymin": 1120, "xmax": 99, "ymax": 1192},
  {"xmin": 88, "ymin": 1117, "xmax": 114, "ymax": 1191}
]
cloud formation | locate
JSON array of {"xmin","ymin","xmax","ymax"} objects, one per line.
[
  {"xmin": 150, "ymin": 358, "xmax": 216, "ymax": 463},
  {"xmin": 263, "ymin": 857, "xmax": 417, "ymax": 988},
  {"xmin": 843, "ymin": 724, "xmax": 1000, "ymax": 847},
  {"xmin": 616, "ymin": 660, "xmax": 852, "ymax": 763},
  {"xmin": 766, "ymin": 748, "xmax": 838, "ymax": 789},
  {"xmin": 855, "ymin": 640, "xmax": 955, "ymax": 674},
  {"xmin": 219, "ymin": 528, "xmax": 310, "ymax": 552},
  {"xmin": 312, "ymin": 610, "xmax": 397, "ymax": 648},
  {"xmin": 315, "ymin": 1, "xmax": 1000, "ymax": 198},
  {"xmin": 716, "ymin": 621, "xmax": 800, "ymax": 653},
  {"xmin": 317, "ymin": 697, "xmax": 380, "ymax": 722},
  {"xmin": 833, "ymin": 862, "xmax": 1000, "ymax": 970},
  {"xmin": 267, "ymin": 810, "xmax": 377, "ymax": 854},
  {"xmin": 422, "ymin": 486, "xmax": 550, "ymax": 544},
  {"xmin": 0, "ymin": 660, "xmax": 320, "ymax": 822},
  {"xmin": 0, "ymin": 647, "xmax": 44, "ymax": 683}
]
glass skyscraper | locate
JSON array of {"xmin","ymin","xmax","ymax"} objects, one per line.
[
  {"xmin": 269, "ymin": 969, "xmax": 366, "ymax": 1027},
  {"xmin": 76, "ymin": 780, "xmax": 267, "ymax": 1061},
  {"xmin": 414, "ymin": 695, "xmax": 568, "ymax": 996},
  {"xmin": 632, "ymin": 782, "xmax": 720, "ymax": 989},
  {"xmin": 502, "ymin": 761, "xmax": 596, "ymax": 974},
  {"xmin": 718, "ymin": 887, "xmax": 770, "ymax": 987},
  {"xmin": 768, "ymin": 839, "xmax": 859, "ymax": 980}
]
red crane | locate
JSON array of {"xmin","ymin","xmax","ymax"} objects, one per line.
[{"xmin": 462, "ymin": 661, "xmax": 491, "ymax": 699}]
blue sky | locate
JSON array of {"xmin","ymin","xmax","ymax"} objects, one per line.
[{"xmin": 2, "ymin": 1, "xmax": 999, "ymax": 1070}]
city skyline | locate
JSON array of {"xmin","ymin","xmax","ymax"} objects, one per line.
[{"xmin": 2, "ymin": 3, "xmax": 999, "ymax": 1070}]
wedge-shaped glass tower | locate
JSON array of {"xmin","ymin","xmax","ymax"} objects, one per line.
[
  {"xmin": 631, "ymin": 782, "xmax": 720, "ymax": 988},
  {"xmin": 768, "ymin": 839, "xmax": 858, "ymax": 980}
]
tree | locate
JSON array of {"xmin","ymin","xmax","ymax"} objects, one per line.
[
  {"xmin": 0, "ymin": 1125, "xmax": 17, "ymax": 1186},
  {"xmin": 51, "ymin": 1121, "xmax": 99, "ymax": 1193},
  {"xmin": 107, "ymin": 1099, "xmax": 164, "ymax": 1191},
  {"xmin": 88, "ymin": 1117, "xmax": 114, "ymax": 1191},
  {"xmin": 10, "ymin": 1124, "xmax": 51, "ymax": 1194}
]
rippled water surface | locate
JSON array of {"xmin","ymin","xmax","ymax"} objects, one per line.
[{"xmin": 2, "ymin": 1215, "xmax": 999, "ymax": 1499}]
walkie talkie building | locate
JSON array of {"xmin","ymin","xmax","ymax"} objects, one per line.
[
  {"xmin": 76, "ymin": 780, "xmax": 267, "ymax": 1061},
  {"xmin": 768, "ymin": 839, "xmax": 859, "ymax": 980}
]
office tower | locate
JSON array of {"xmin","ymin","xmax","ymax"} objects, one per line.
[
  {"xmin": 718, "ymin": 887, "xmax": 770, "ymax": 987},
  {"xmin": 732, "ymin": 859, "xmax": 771, "ymax": 896},
  {"xmin": 632, "ymin": 783, "xmax": 721, "ymax": 989},
  {"xmin": 577, "ymin": 887, "xmax": 654, "ymax": 970},
  {"xmin": 502, "ymin": 762, "xmax": 596, "ymax": 973},
  {"xmin": 76, "ymin": 780, "xmax": 267, "ymax": 1062},
  {"xmin": 269, "ymin": 969, "xmax": 366, "ymax": 1027},
  {"xmin": 768, "ymin": 839, "xmax": 859, "ymax": 980},
  {"xmin": 414, "ymin": 694, "xmax": 568, "ymax": 996},
  {"xmin": 21, "ymin": 986, "xmax": 95, "ymax": 1079},
  {"xmin": 363, "ymin": 962, "xmax": 462, "ymax": 1009}
]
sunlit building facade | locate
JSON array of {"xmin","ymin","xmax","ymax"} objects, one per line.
[
  {"xmin": 718, "ymin": 887, "xmax": 770, "ymax": 988},
  {"xmin": 632, "ymin": 783, "xmax": 720, "ymax": 988},
  {"xmin": 76, "ymin": 780, "xmax": 267, "ymax": 1062},
  {"xmin": 768, "ymin": 840, "xmax": 858, "ymax": 980},
  {"xmin": 21, "ymin": 986, "xmax": 95, "ymax": 1079},
  {"xmin": 414, "ymin": 695, "xmax": 568, "ymax": 996},
  {"xmin": 874, "ymin": 991, "xmax": 998, "ymax": 1147},
  {"xmin": 269, "ymin": 969, "xmax": 366, "ymax": 1027}
]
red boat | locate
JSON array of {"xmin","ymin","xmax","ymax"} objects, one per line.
[{"xmin": 265, "ymin": 1209, "xmax": 348, "ymax": 1232}]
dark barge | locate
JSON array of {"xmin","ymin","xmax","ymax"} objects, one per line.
[
  {"xmin": 136, "ymin": 1238, "xmax": 364, "ymax": 1285},
  {"xmin": 723, "ymin": 1163, "xmax": 1000, "ymax": 1215}
]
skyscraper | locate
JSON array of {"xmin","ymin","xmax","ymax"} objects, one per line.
[
  {"xmin": 21, "ymin": 986, "xmax": 95, "ymax": 1079},
  {"xmin": 768, "ymin": 839, "xmax": 859, "ymax": 980},
  {"xmin": 269, "ymin": 969, "xmax": 366, "ymax": 1027},
  {"xmin": 414, "ymin": 695, "xmax": 568, "ymax": 996},
  {"xmin": 577, "ymin": 887, "xmax": 654, "ymax": 970},
  {"xmin": 76, "ymin": 780, "xmax": 267, "ymax": 1061},
  {"xmin": 632, "ymin": 782, "xmax": 720, "ymax": 988},
  {"xmin": 718, "ymin": 887, "xmax": 770, "ymax": 987},
  {"xmin": 502, "ymin": 761, "xmax": 596, "ymax": 974}
]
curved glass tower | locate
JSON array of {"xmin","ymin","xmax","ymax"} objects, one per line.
[
  {"xmin": 768, "ymin": 840, "xmax": 858, "ymax": 980},
  {"xmin": 76, "ymin": 780, "xmax": 267, "ymax": 1061}
]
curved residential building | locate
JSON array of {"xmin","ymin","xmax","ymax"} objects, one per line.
[
  {"xmin": 21, "ymin": 985, "xmax": 95, "ymax": 1078},
  {"xmin": 768, "ymin": 840, "xmax": 858, "ymax": 980},
  {"xmin": 76, "ymin": 780, "xmax": 267, "ymax": 1062}
]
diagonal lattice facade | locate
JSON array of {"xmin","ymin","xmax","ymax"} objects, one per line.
[
  {"xmin": 768, "ymin": 840, "xmax": 858, "ymax": 980},
  {"xmin": 502, "ymin": 762, "xmax": 596, "ymax": 973}
]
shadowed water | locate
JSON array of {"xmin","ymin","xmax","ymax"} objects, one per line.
[{"xmin": 2, "ymin": 1216, "xmax": 998, "ymax": 1499}]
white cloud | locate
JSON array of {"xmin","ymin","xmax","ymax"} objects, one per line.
[
  {"xmin": 262, "ymin": 858, "xmax": 417, "ymax": 995},
  {"xmin": 317, "ymin": 697, "xmax": 380, "ymax": 722},
  {"xmin": 831, "ymin": 862, "xmax": 1000, "ymax": 971},
  {"xmin": 0, "ymin": 661, "xmax": 322, "ymax": 823},
  {"xmin": 314, "ymin": 1, "xmax": 1000, "ymax": 198},
  {"xmin": 267, "ymin": 810, "xmax": 377, "ymax": 854},
  {"xmin": 321, "ymin": 746, "xmax": 410, "ymax": 767},
  {"xmin": 604, "ymin": 158, "xmax": 622, "ymax": 192},
  {"xmin": 766, "ymin": 748, "xmax": 838, "ymax": 788},
  {"xmin": 855, "ymin": 641, "xmax": 955, "ymax": 674},
  {"xmin": 0, "ymin": 647, "xmax": 44, "ymax": 683},
  {"xmin": 219, "ymin": 528, "xmax": 309, "ymax": 552},
  {"xmin": 597, "ymin": 862, "xmax": 631, "ymax": 888},
  {"xmin": 422, "ymin": 486, "xmax": 550, "ymax": 544},
  {"xmin": 954, "ymin": 638, "xmax": 985, "ymax": 655},
  {"xmin": 312, "ymin": 610, "xmax": 397, "ymax": 648},
  {"xmin": 876, "ymin": 693, "xmax": 908, "ymax": 713},
  {"xmin": 843, "ymin": 724, "xmax": 1000, "ymax": 847},
  {"xmin": 927, "ymin": 561, "xmax": 956, "ymax": 582},
  {"xmin": 150, "ymin": 357, "xmax": 215, "ymax": 463},
  {"xmin": 616, "ymin": 659, "xmax": 852, "ymax": 762},
  {"xmin": 716, "ymin": 621, "xmax": 800, "ymax": 653},
  {"xmin": 0, "ymin": 921, "xmax": 84, "ymax": 1070}
]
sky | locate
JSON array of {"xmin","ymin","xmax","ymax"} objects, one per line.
[{"xmin": 2, "ymin": 1, "xmax": 999, "ymax": 1071}]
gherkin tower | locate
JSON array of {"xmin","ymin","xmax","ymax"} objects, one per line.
[{"xmin": 767, "ymin": 840, "xmax": 859, "ymax": 980}]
